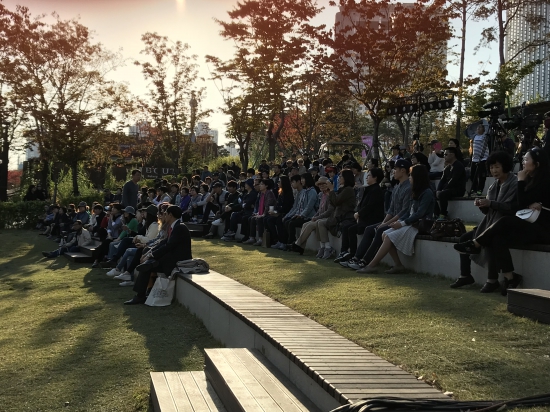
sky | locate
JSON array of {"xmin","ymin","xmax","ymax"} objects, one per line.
[{"xmin": 5, "ymin": 0, "xmax": 498, "ymax": 168}]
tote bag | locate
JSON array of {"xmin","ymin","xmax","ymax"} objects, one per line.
[{"xmin": 145, "ymin": 275, "xmax": 176, "ymax": 307}]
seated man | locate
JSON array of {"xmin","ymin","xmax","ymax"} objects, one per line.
[
  {"xmin": 42, "ymin": 220, "xmax": 93, "ymax": 258},
  {"xmin": 435, "ymin": 147, "xmax": 466, "ymax": 219},
  {"xmin": 124, "ymin": 205, "xmax": 191, "ymax": 305},
  {"xmin": 204, "ymin": 180, "xmax": 241, "ymax": 239}
]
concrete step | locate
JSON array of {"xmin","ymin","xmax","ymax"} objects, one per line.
[
  {"xmin": 150, "ymin": 371, "xmax": 226, "ymax": 412},
  {"xmin": 63, "ymin": 252, "xmax": 94, "ymax": 263},
  {"xmin": 79, "ymin": 240, "xmax": 102, "ymax": 257},
  {"xmin": 204, "ymin": 348, "xmax": 319, "ymax": 412},
  {"xmin": 508, "ymin": 289, "xmax": 550, "ymax": 324},
  {"xmin": 185, "ymin": 222, "xmax": 211, "ymax": 237}
]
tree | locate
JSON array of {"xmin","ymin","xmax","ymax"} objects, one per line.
[
  {"xmin": 134, "ymin": 33, "xmax": 209, "ymax": 173},
  {"xmin": 325, "ymin": 0, "xmax": 452, "ymax": 158},
  {"xmin": 208, "ymin": 0, "xmax": 324, "ymax": 161},
  {"xmin": 2, "ymin": 5, "xmax": 126, "ymax": 195}
]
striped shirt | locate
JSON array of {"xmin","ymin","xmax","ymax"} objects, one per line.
[{"xmin": 471, "ymin": 134, "xmax": 489, "ymax": 162}]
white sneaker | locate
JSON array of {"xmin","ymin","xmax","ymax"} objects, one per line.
[
  {"xmin": 119, "ymin": 280, "xmax": 134, "ymax": 287},
  {"xmin": 114, "ymin": 272, "xmax": 132, "ymax": 281},
  {"xmin": 211, "ymin": 218, "xmax": 223, "ymax": 226},
  {"xmin": 106, "ymin": 268, "xmax": 121, "ymax": 277}
]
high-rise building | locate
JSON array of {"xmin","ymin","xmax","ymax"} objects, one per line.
[{"xmin": 506, "ymin": 3, "xmax": 550, "ymax": 102}]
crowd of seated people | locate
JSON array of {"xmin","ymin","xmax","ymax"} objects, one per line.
[{"xmin": 32, "ymin": 122, "xmax": 550, "ymax": 300}]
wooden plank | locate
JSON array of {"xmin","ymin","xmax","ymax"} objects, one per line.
[
  {"xmin": 232, "ymin": 349, "xmax": 313, "ymax": 412},
  {"xmin": 177, "ymin": 372, "xmax": 211, "ymax": 412},
  {"xmin": 190, "ymin": 371, "xmax": 227, "ymax": 412},
  {"xmin": 150, "ymin": 372, "xmax": 178, "ymax": 412},
  {"xmin": 220, "ymin": 349, "xmax": 284, "ymax": 411},
  {"xmin": 164, "ymin": 372, "xmax": 195, "ymax": 412},
  {"xmin": 205, "ymin": 349, "xmax": 263, "ymax": 411}
]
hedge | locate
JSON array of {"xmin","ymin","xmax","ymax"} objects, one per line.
[{"xmin": 0, "ymin": 201, "xmax": 49, "ymax": 230}]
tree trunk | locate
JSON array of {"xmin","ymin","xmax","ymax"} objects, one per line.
[
  {"xmin": 455, "ymin": 3, "xmax": 467, "ymax": 141},
  {"xmin": 71, "ymin": 162, "xmax": 80, "ymax": 196},
  {"xmin": 0, "ymin": 137, "xmax": 8, "ymax": 201},
  {"xmin": 497, "ymin": 0, "xmax": 505, "ymax": 67},
  {"xmin": 238, "ymin": 132, "xmax": 251, "ymax": 170}
]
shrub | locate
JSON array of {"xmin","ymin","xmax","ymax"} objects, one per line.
[
  {"xmin": 208, "ymin": 156, "xmax": 241, "ymax": 173},
  {"xmin": 0, "ymin": 200, "xmax": 48, "ymax": 229}
]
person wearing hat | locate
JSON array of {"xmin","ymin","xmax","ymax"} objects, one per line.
[
  {"xmin": 73, "ymin": 201, "xmax": 90, "ymax": 226},
  {"xmin": 434, "ymin": 146, "xmax": 467, "ymax": 220},
  {"xmin": 104, "ymin": 204, "xmax": 160, "ymax": 272},
  {"xmin": 42, "ymin": 220, "xmax": 93, "ymax": 259},
  {"xmin": 290, "ymin": 176, "xmax": 334, "ymax": 254},
  {"xmin": 345, "ymin": 158, "xmax": 413, "ymax": 272}
]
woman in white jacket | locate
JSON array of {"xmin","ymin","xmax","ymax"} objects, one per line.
[{"xmin": 428, "ymin": 140, "xmax": 445, "ymax": 179}]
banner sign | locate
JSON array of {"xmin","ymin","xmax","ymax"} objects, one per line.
[{"xmin": 141, "ymin": 166, "xmax": 178, "ymax": 179}]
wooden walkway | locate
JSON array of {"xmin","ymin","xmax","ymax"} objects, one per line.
[{"xmin": 177, "ymin": 271, "xmax": 448, "ymax": 405}]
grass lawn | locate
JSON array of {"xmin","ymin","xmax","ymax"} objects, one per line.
[
  {"xmin": 192, "ymin": 238, "xmax": 550, "ymax": 407},
  {"xmin": 0, "ymin": 231, "xmax": 220, "ymax": 412}
]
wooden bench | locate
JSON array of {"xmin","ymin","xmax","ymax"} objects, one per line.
[
  {"xmin": 508, "ymin": 289, "xmax": 550, "ymax": 324},
  {"xmin": 205, "ymin": 348, "xmax": 319, "ymax": 412},
  {"xmin": 150, "ymin": 371, "xmax": 226, "ymax": 411},
  {"xmin": 176, "ymin": 271, "xmax": 448, "ymax": 411}
]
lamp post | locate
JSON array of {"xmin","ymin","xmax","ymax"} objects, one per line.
[{"xmin": 189, "ymin": 91, "xmax": 198, "ymax": 144}]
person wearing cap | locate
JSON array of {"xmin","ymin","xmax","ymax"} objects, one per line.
[
  {"xmin": 345, "ymin": 158, "xmax": 413, "ymax": 272},
  {"xmin": 290, "ymin": 176, "xmax": 334, "ymax": 254},
  {"xmin": 200, "ymin": 182, "xmax": 228, "ymax": 225},
  {"xmin": 42, "ymin": 220, "xmax": 93, "ymax": 258},
  {"xmin": 428, "ymin": 140, "xmax": 445, "ymax": 180},
  {"xmin": 435, "ymin": 146, "xmax": 467, "ymax": 220},
  {"xmin": 104, "ymin": 204, "xmax": 160, "ymax": 273},
  {"xmin": 221, "ymin": 179, "xmax": 257, "ymax": 242},
  {"xmin": 73, "ymin": 201, "xmax": 90, "ymax": 226}
]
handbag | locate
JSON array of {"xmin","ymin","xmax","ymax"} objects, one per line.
[
  {"xmin": 145, "ymin": 275, "xmax": 176, "ymax": 307},
  {"xmin": 413, "ymin": 219, "xmax": 434, "ymax": 235},
  {"xmin": 516, "ymin": 206, "xmax": 550, "ymax": 223},
  {"xmin": 430, "ymin": 218, "xmax": 467, "ymax": 239}
]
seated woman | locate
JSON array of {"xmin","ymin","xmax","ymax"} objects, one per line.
[
  {"xmin": 190, "ymin": 184, "xmax": 211, "ymax": 221},
  {"xmin": 243, "ymin": 179, "xmax": 277, "ymax": 246},
  {"xmin": 337, "ymin": 168, "xmax": 385, "ymax": 265},
  {"xmin": 358, "ymin": 164, "xmax": 434, "ymax": 274},
  {"xmin": 268, "ymin": 175, "xmax": 294, "ymax": 249},
  {"xmin": 319, "ymin": 169, "xmax": 357, "ymax": 259},
  {"xmin": 291, "ymin": 176, "xmax": 334, "ymax": 255},
  {"xmin": 221, "ymin": 179, "xmax": 257, "ymax": 241},
  {"xmin": 450, "ymin": 151, "xmax": 518, "ymax": 291},
  {"xmin": 454, "ymin": 147, "xmax": 550, "ymax": 295}
]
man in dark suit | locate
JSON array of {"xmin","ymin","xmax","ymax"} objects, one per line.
[
  {"xmin": 124, "ymin": 205, "xmax": 192, "ymax": 305},
  {"xmin": 435, "ymin": 146, "xmax": 467, "ymax": 220}
]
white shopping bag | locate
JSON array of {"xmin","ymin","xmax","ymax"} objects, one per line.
[{"xmin": 145, "ymin": 275, "xmax": 175, "ymax": 307}]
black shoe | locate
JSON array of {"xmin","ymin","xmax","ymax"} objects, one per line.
[
  {"xmin": 237, "ymin": 237, "xmax": 249, "ymax": 243},
  {"xmin": 334, "ymin": 252, "xmax": 351, "ymax": 263},
  {"xmin": 100, "ymin": 260, "xmax": 115, "ymax": 269},
  {"xmin": 124, "ymin": 296, "xmax": 146, "ymax": 305},
  {"xmin": 203, "ymin": 233, "xmax": 214, "ymax": 239},
  {"xmin": 42, "ymin": 251, "xmax": 54, "ymax": 259},
  {"xmin": 292, "ymin": 243, "xmax": 305, "ymax": 255},
  {"xmin": 285, "ymin": 244, "xmax": 294, "ymax": 252},
  {"xmin": 450, "ymin": 275, "xmax": 475, "ymax": 289},
  {"xmin": 501, "ymin": 273, "xmax": 523, "ymax": 296},
  {"xmin": 480, "ymin": 281, "xmax": 500, "ymax": 293},
  {"xmin": 454, "ymin": 240, "xmax": 481, "ymax": 255},
  {"xmin": 136, "ymin": 259, "xmax": 159, "ymax": 272}
]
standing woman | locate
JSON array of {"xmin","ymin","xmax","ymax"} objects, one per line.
[
  {"xmin": 454, "ymin": 147, "xmax": 550, "ymax": 295},
  {"xmin": 320, "ymin": 169, "xmax": 356, "ymax": 259},
  {"xmin": 359, "ymin": 164, "xmax": 434, "ymax": 274}
]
